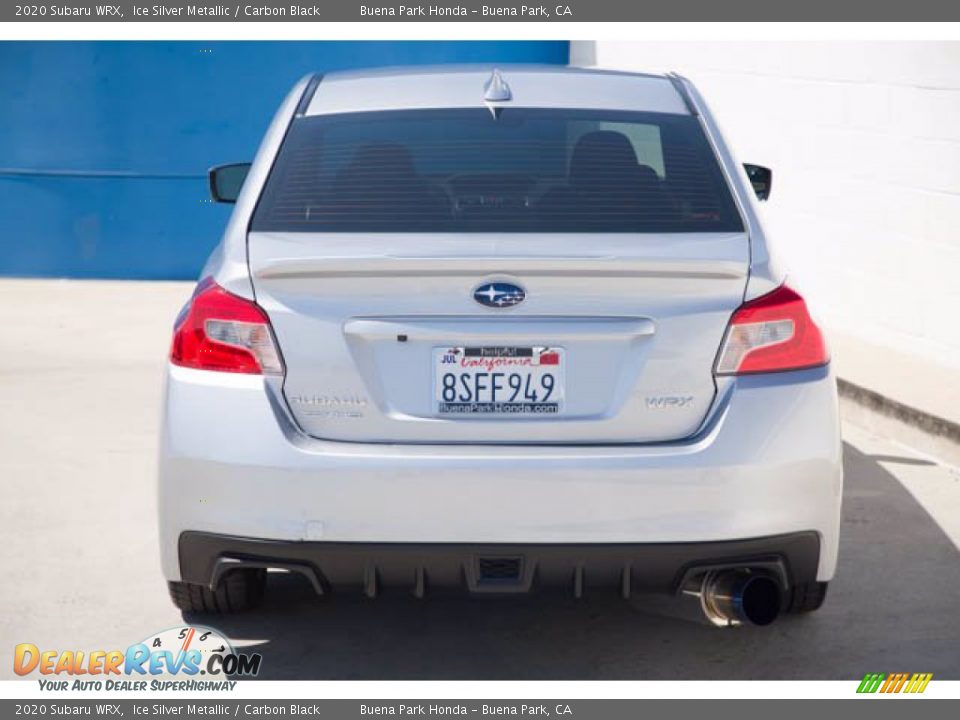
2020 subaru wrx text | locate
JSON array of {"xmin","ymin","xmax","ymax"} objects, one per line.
[{"xmin": 159, "ymin": 66, "xmax": 842, "ymax": 626}]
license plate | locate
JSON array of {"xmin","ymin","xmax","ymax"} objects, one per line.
[{"xmin": 434, "ymin": 346, "xmax": 564, "ymax": 415}]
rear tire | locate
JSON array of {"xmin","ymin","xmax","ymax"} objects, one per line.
[
  {"xmin": 785, "ymin": 581, "xmax": 828, "ymax": 613},
  {"xmin": 168, "ymin": 569, "xmax": 266, "ymax": 614}
]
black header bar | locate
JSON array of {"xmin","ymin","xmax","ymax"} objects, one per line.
[{"xmin": 5, "ymin": 0, "xmax": 960, "ymax": 22}]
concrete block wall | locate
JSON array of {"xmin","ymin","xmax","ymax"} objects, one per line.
[{"xmin": 576, "ymin": 41, "xmax": 960, "ymax": 371}]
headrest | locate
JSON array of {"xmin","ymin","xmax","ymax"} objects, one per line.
[{"xmin": 569, "ymin": 131, "xmax": 640, "ymax": 186}]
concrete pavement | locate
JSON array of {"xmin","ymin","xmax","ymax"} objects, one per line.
[
  {"xmin": 830, "ymin": 331, "xmax": 960, "ymax": 465},
  {"xmin": 1, "ymin": 279, "xmax": 958, "ymax": 680}
]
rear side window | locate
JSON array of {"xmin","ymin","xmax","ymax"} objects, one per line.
[{"xmin": 252, "ymin": 108, "xmax": 743, "ymax": 233}]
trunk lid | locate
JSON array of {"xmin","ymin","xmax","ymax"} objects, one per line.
[{"xmin": 249, "ymin": 232, "xmax": 747, "ymax": 444}]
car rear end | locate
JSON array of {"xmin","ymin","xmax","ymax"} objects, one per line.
[{"xmin": 159, "ymin": 67, "xmax": 842, "ymax": 625}]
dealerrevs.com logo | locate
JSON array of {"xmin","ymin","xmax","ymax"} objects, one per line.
[{"xmin": 14, "ymin": 626, "xmax": 261, "ymax": 691}]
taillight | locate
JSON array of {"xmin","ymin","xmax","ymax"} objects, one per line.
[
  {"xmin": 715, "ymin": 284, "xmax": 828, "ymax": 375},
  {"xmin": 170, "ymin": 278, "xmax": 283, "ymax": 375}
]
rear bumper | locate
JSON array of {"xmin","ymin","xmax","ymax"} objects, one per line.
[
  {"xmin": 179, "ymin": 531, "xmax": 821, "ymax": 597},
  {"xmin": 159, "ymin": 363, "xmax": 842, "ymax": 585}
]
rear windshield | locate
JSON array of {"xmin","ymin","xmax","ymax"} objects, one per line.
[{"xmin": 252, "ymin": 108, "xmax": 743, "ymax": 233}]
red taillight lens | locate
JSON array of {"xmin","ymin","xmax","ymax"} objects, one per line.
[
  {"xmin": 715, "ymin": 284, "xmax": 828, "ymax": 375},
  {"xmin": 170, "ymin": 278, "xmax": 283, "ymax": 375}
]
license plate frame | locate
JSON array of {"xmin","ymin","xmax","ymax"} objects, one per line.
[{"xmin": 433, "ymin": 346, "xmax": 565, "ymax": 416}]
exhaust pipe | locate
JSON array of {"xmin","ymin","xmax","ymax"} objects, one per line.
[{"xmin": 694, "ymin": 569, "xmax": 782, "ymax": 627}]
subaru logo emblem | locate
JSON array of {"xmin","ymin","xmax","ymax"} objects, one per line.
[{"xmin": 473, "ymin": 282, "xmax": 526, "ymax": 309}]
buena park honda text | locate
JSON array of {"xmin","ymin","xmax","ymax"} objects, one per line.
[{"xmin": 158, "ymin": 66, "xmax": 842, "ymax": 627}]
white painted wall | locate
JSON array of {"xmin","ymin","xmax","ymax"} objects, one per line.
[{"xmin": 574, "ymin": 42, "xmax": 960, "ymax": 371}]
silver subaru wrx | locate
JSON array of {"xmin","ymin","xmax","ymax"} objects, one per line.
[{"xmin": 159, "ymin": 66, "xmax": 841, "ymax": 626}]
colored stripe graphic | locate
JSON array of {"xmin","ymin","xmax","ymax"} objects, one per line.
[
  {"xmin": 857, "ymin": 672, "xmax": 932, "ymax": 694},
  {"xmin": 906, "ymin": 673, "xmax": 933, "ymax": 694}
]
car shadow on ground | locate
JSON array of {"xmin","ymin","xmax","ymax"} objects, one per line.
[{"xmin": 190, "ymin": 443, "xmax": 960, "ymax": 680}]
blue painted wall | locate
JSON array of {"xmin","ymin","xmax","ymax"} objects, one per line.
[{"xmin": 0, "ymin": 41, "xmax": 569, "ymax": 279}]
